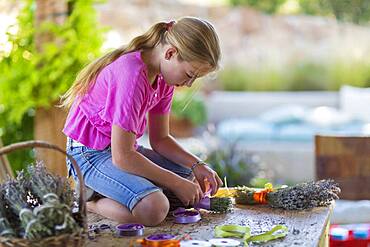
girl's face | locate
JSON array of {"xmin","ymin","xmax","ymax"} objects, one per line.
[{"xmin": 160, "ymin": 46, "xmax": 212, "ymax": 87}]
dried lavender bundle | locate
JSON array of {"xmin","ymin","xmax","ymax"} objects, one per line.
[
  {"xmin": 25, "ymin": 163, "xmax": 80, "ymax": 238},
  {"xmin": 0, "ymin": 218, "xmax": 14, "ymax": 237},
  {"xmin": 16, "ymin": 169, "xmax": 40, "ymax": 209},
  {"xmin": 3, "ymin": 179, "xmax": 30, "ymax": 216},
  {"xmin": 2, "ymin": 175, "xmax": 79, "ymax": 240},
  {"xmin": 164, "ymin": 189, "xmax": 233, "ymax": 213},
  {"xmin": 3, "ymin": 177, "xmax": 57, "ymax": 240},
  {"xmin": 27, "ymin": 162, "xmax": 74, "ymax": 207},
  {"xmin": 235, "ymin": 179, "xmax": 340, "ymax": 210},
  {"xmin": 0, "ymin": 183, "xmax": 21, "ymax": 237},
  {"xmin": 0, "ymin": 186, "xmax": 15, "ymax": 237},
  {"xmin": 2, "ymin": 178, "xmax": 41, "ymax": 238},
  {"xmin": 32, "ymin": 193, "xmax": 80, "ymax": 237},
  {"xmin": 209, "ymin": 196, "xmax": 233, "ymax": 213}
]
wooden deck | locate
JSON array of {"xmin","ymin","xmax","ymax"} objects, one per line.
[{"xmin": 86, "ymin": 203, "xmax": 333, "ymax": 247}]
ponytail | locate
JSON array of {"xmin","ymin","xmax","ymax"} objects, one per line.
[{"xmin": 60, "ymin": 22, "xmax": 168, "ymax": 109}]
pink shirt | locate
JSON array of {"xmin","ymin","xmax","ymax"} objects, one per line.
[{"xmin": 63, "ymin": 51, "xmax": 175, "ymax": 150}]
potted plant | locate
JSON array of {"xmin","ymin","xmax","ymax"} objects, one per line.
[{"xmin": 170, "ymin": 90, "xmax": 207, "ymax": 138}]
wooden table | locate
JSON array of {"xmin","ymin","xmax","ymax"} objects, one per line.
[{"xmin": 86, "ymin": 203, "xmax": 333, "ymax": 247}]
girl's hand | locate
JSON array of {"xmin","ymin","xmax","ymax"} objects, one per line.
[
  {"xmin": 193, "ymin": 163, "xmax": 223, "ymax": 196},
  {"xmin": 172, "ymin": 177, "xmax": 204, "ymax": 206}
]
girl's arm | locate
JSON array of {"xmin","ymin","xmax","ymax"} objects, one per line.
[
  {"xmin": 148, "ymin": 113, "xmax": 199, "ymax": 166},
  {"xmin": 148, "ymin": 113, "xmax": 223, "ymax": 194},
  {"xmin": 111, "ymin": 125, "xmax": 203, "ymax": 206}
]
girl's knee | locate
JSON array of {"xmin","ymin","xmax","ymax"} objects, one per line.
[
  {"xmin": 86, "ymin": 201, "xmax": 97, "ymax": 214},
  {"xmin": 133, "ymin": 191, "xmax": 169, "ymax": 226}
]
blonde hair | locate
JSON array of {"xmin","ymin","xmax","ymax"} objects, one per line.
[{"xmin": 60, "ymin": 16, "xmax": 221, "ymax": 109}]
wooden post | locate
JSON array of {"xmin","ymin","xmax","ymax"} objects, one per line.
[
  {"xmin": 34, "ymin": 105, "xmax": 68, "ymax": 176},
  {"xmin": 315, "ymin": 135, "xmax": 370, "ymax": 200},
  {"xmin": 34, "ymin": 0, "xmax": 68, "ymax": 176},
  {"xmin": 0, "ymin": 138, "xmax": 14, "ymax": 182}
]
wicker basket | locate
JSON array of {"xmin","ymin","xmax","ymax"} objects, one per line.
[{"xmin": 0, "ymin": 141, "xmax": 87, "ymax": 247}]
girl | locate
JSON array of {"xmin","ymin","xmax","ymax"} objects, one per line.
[{"xmin": 61, "ymin": 16, "xmax": 223, "ymax": 226}]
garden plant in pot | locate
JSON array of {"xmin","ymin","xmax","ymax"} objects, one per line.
[{"xmin": 170, "ymin": 90, "xmax": 207, "ymax": 138}]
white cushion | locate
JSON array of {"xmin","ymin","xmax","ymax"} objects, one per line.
[
  {"xmin": 304, "ymin": 106, "xmax": 353, "ymax": 128},
  {"xmin": 340, "ymin": 85, "xmax": 370, "ymax": 122},
  {"xmin": 259, "ymin": 104, "xmax": 306, "ymax": 125}
]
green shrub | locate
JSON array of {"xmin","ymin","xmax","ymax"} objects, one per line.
[
  {"xmin": 0, "ymin": 0, "xmax": 105, "ymax": 124},
  {"xmin": 218, "ymin": 67, "xmax": 250, "ymax": 91},
  {"xmin": 218, "ymin": 60, "xmax": 370, "ymax": 91},
  {"xmin": 285, "ymin": 62, "xmax": 328, "ymax": 91},
  {"xmin": 171, "ymin": 90, "xmax": 207, "ymax": 126},
  {"xmin": 0, "ymin": 112, "xmax": 34, "ymax": 172},
  {"xmin": 326, "ymin": 60, "xmax": 370, "ymax": 89},
  {"xmin": 205, "ymin": 143, "xmax": 263, "ymax": 187},
  {"xmin": 228, "ymin": 0, "xmax": 286, "ymax": 14},
  {"xmin": 298, "ymin": 0, "xmax": 370, "ymax": 25},
  {"xmin": 0, "ymin": 0, "xmax": 105, "ymax": 172}
]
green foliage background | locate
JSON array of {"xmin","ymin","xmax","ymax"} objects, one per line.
[
  {"xmin": 229, "ymin": 0, "xmax": 286, "ymax": 14},
  {"xmin": 298, "ymin": 0, "xmax": 370, "ymax": 25},
  {"xmin": 221, "ymin": 0, "xmax": 370, "ymax": 91},
  {"xmin": 219, "ymin": 60, "xmax": 370, "ymax": 91},
  {"xmin": 229, "ymin": 0, "xmax": 370, "ymax": 25},
  {"xmin": 0, "ymin": 0, "xmax": 105, "ymax": 171}
]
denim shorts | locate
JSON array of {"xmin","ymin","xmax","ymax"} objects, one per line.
[{"xmin": 65, "ymin": 138, "xmax": 192, "ymax": 211}]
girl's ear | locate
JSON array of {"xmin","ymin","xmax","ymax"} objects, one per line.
[{"xmin": 164, "ymin": 46, "xmax": 177, "ymax": 60}]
